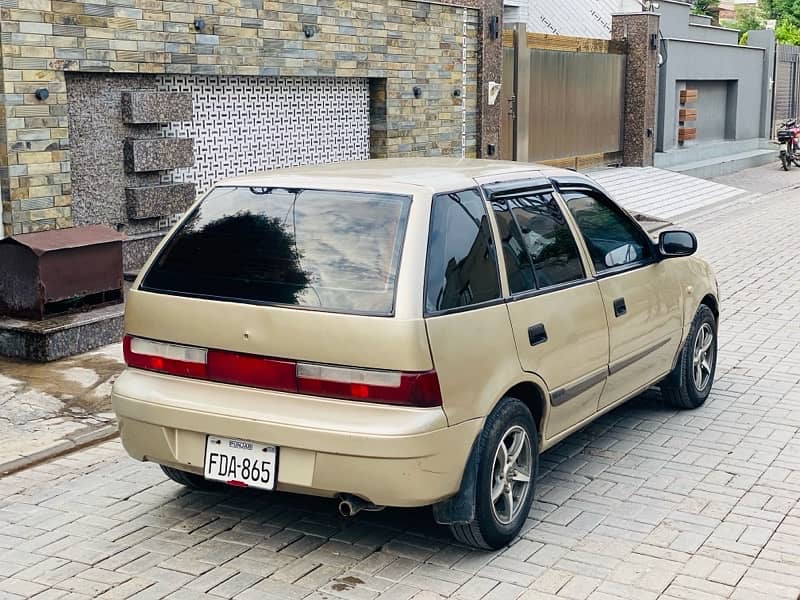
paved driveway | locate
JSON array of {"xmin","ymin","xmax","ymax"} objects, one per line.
[{"xmin": 1, "ymin": 186, "xmax": 799, "ymax": 600}]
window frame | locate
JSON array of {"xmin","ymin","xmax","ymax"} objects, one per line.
[
  {"xmin": 553, "ymin": 181, "xmax": 658, "ymax": 279},
  {"xmin": 138, "ymin": 185, "xmax": 414, "ymax": 318},
  {"xmin": 423, "ymin": 187, "xmax": 504, "ymax": 318},
  {"xmin": 485, "ymin": 183, "xmax": 591, "ymax": 302}
]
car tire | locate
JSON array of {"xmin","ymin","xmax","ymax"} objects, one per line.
[
  {"xmin": 160, "ymin": 465, "xmax": 216, "ymax": 490},
  {"xmin": 449, "ymin": 398, "xmax": 539, "ymax": 550},
  {"xmin": 661, "ymin": 304, "xmax": 717, "ymax": 410}
]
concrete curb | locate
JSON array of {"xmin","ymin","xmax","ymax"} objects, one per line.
[{"xmin": 0, "ymin": 422, "xmax": 119, "ymax": 477}]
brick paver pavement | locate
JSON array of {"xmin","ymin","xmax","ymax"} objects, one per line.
[{"xmin": 1, "ymin": 188, "xmax": 799, "ymax": 600}]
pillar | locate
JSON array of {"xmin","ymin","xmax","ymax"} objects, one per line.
[{"xmin": 612, "ymin": 12, "xmax": 660, "ymax": 167}]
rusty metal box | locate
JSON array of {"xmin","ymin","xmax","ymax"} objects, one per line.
[{"xmin": 0, "ymin": 225, "xmax": 125, "ymax": 320}]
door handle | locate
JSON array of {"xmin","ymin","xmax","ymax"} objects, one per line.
[
  {"xmin": 528, "ymin": 323, "xmax": 548, "ymax": 346},
  {"xmin": 613, "ymin": 297, "xmax": 627, "ymax": 318}
]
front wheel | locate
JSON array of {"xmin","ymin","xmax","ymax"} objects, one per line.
[
  {"xmin": 449, "ymin": 398, "xmax": 538, "ymax": 549},
  {"xmin": 660, "ymin": 304, "xmax": 717, "ymax": 409},
  {"xmin": 781, "ymin": 151, "xmax": 791, "ymax": 171}
]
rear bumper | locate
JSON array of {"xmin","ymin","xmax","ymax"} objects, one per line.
[{"xmin": 111, "ymin": 368, "xmax": 481, "ymax": 507}]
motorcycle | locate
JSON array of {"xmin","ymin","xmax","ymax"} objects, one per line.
[{"xmin": 777, "ymin": 118, "xmax": 800, "ymax": 171}]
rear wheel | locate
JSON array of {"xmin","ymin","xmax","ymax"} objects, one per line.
[
  {"xmin": 160, "ymin": 465, "xmax": 217, "ymax": 490},
  {"xmin": 449, "ymin": 398, "xmax": 538, "ymax": 550},
  {"xmin": 660, "ymin": 304, "xmax": 717, "ymax": 409}
]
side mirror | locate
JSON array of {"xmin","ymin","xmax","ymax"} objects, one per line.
[{"xmin": 659, "ymin": 230, "xmax": 697, "ymax": 258}]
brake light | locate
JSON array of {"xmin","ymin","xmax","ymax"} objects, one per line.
[
  {"xmin": 123, "ymin": 335, "xmax": 207, "ymax": 378},
  {"xmin": 297, "ymin": 363, "xmax": 442, "ymax": 408},
  {"xmin": 207, "ymin": 350, "xmax": 297, "ymax": 393},
  {"xmin": 123, "ymin": 335, "xmax": 442, "ymax": 408}
]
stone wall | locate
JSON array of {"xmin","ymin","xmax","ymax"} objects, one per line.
[
  {"xmin": 0, "ymin": 0, "xmax": 503, "ymax": 238},
  {"xmin": 66, "ymin": 72, "xmax": 376, "ymax": 270}
]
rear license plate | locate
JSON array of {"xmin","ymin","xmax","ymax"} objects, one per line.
[{"xmin": 204, "ymin": 436, "xmax": 277, "ymax": 491}]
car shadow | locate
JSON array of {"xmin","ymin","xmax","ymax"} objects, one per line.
[{"xmin": 155, "ymin": 386, "xmax": 684, "ymax": 551}]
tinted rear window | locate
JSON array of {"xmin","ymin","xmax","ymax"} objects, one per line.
[
  {"xmin": 141, "ymin": 186, "xmax": 411, "ymax": 315},
  {"xmin": 425, "ymin": 190, "xmax": 501, "ymax": 314}
]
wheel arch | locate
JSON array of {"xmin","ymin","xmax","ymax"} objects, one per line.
[
  {"xmin": 503, "ymin": 381, "xmax": 547, "ymax": 448},
  {"xmin": 433, "ymin": 376, "xmax": 548, "ymax": 526},
  {"xmin": 700, "ymin": 293, "xmax": 719, "ymax": 321}
]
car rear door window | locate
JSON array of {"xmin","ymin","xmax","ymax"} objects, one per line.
[
  {"xmin": 425, "ymin": 189, "xmax": 501, "ymax": 314},
  {"xmin": 492, "ymin": 191, "xmax": 585, "ymax": 293},
  {"xmin": 141, "ymin": 186, "xmax": 411, "ymax": 315},
  {"xmin": 560, "ymin": 189, "xmax": 652, "ymax": 274}
]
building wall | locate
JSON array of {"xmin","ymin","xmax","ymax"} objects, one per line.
[
  {"xmin": 0, "ymin": 0, "xmax": 493, "ymax": 238},
  {"xmin": 656, "ymin": 0, "xmax": 768, "ymax": 152},
  {"xmin": 64, "ymin": 72, "xmax": 376, "ymax": 269},
  {"xmin": 503, "ymin": 0, "xmax": 642, "ymax": 39}
]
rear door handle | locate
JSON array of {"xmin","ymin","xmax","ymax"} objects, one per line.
[
  {"xmin": 528, "ymin": 323, "xmax": 548, "ymax": 346},
  {"xmin": 613, "ymin": 297, "xmax": 627, "ymax": 318}
]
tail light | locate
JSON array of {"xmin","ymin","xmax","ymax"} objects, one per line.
[
  {"xmin": 123, "ymin": 336, "xmax": 207, "ymax": 378},
  {"xmin": 296, "ymin": 363, "xmax": 442, "ymax": 408},
  {"xmin": 122, "ymin": 335, "xmax": 442, "ymax": 408}
]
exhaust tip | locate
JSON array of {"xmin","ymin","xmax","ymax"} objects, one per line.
[
  {"xmin": 337, "ymin": 494, "xmax": 384, "ymax": 517},
  {"xmin": 338, "ymin": 500, "xmax": 354, "ymax": 517}
]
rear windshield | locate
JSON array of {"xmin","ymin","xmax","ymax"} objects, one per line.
[{"xmin": 141, "ymin": 186, "xmax": 411, "ymax": 315}]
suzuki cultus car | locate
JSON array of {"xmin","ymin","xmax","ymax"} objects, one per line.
[{"xmin": 113, "ymin": 159, "xmax": 719, "ymax": 549}]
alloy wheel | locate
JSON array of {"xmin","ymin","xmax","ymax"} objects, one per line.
[
  {"xmin": 490, "ymin": 425, "xmax": 533, "ymax": 525},
  {"xmin": 692, "ymin": 323, "xmax": 715, "ymax": 392}
]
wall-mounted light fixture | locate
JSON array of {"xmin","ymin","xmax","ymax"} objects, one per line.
[
  {"xmin": 193, "ymin": 18, "xmax": 205, "ymax": 31},
  {"xmin": 636, "ymin": 0, "xmax": 660, "ymax": 10},
  {"xmin": 488, "ymin": 16, "xmax": 500, "ymax": 40},
  {"xmin": 303, "ymin": 25, "xmax": 316, "ymax": 38},
  {"xmin": 413, "ymin": 86, "xmax": 422, "ymax": 99},
  {"xmin": 488, "ymin": 82, "xmax": 502, "ymax": 106},
  {"xmin": 34, "ymin": 88, "xmax": 49, "ymax": 101}
]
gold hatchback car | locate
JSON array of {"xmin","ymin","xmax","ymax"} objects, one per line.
[{"xmin": 112, "ymin": 159, "xmax": 719, "ymax": 549}]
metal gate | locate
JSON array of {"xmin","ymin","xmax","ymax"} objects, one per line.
[
  {"xmin": 500, "ymin": 24, "xmax": 627, "ymax": 169},
  {"xmin": 774, "ymin": 45, "xmax": 800, "ymax": 134},
  {"xmin": 159, "ymin": 75, "xmax": 371, "ymax": 196}
]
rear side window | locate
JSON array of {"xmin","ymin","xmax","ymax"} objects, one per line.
[
  {"xmin": 425, "ymin": 190, "xmax": 501, "ymax": 314},
  {"xmin": 141, "ymin": 186, "xmax": 411, "ymax": 315}
]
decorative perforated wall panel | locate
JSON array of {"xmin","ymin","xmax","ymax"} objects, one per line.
[{"xmin": 159, "ymin": 76, "xmax": 371, "ymax": 196}]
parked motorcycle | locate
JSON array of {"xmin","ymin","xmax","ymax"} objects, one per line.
[{"xmin": 777, "ymin": 119, "xmax": 800, "ymax": 171}]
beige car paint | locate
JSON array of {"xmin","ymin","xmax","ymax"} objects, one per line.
[
  {"xmin": 506, "ymin": 283, "xmax": 610, "ymax": 438},
  {"xmin": 425, "ymin": 304, "xmax": 522, "ymax": 426},
  {"xmin": 113, "ymin": 158, "xmax": 719, "ymax": 508},
  {"xmin": 595, "ymin": 262, "xmax": 683, "ymax": 408}
]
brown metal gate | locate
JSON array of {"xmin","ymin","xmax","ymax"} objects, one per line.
[
  {"xmin": 500, "ymin": 24, "xmax": 627, "ymax": 170},
  {"xmin": 775, "ymin": 44, "xmax": 800, "ymax": 135}
]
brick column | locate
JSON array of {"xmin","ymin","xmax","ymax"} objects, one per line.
[
  {"xmin": 612, "ymin": 12, "xmax": 660, "ymax": 168},
  {"xmin": 478, "ymin": 0, "xmax": 504, "ymax": 158}
]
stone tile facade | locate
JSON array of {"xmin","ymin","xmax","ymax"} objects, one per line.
[
  {"xmin": 612, "ymin": 13, "xmax": 660, "ymax": 168},
  {"xmin": 0, "ymin": 0, "xmax": 505, "ymax": 238},
  {"xmin": 121, "ymin": 90, "xmax": 193, "ymax": 124}
]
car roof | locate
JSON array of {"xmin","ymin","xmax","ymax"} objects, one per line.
[{"xmin": 216, "ymin": 158, "xmax": 587, "ymax": 195}]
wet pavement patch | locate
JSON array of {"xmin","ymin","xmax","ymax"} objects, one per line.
[{"xmin": 0, "ymin": 342, "xmax": 124, "ymax": 471}]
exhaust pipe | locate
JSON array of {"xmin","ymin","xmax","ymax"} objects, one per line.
[{"xmin": 337, "ymin": 494, "xmax": 384, "ymax": 517}]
